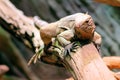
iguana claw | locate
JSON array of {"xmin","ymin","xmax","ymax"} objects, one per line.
[{"xmin": 64, "ymin": 41, "xmax": 80, "ymax": 56}]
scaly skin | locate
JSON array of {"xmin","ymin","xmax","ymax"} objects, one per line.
[
  {"xmin": 28, "ymin": 13, "xmax": 101, "ymax": 65},
  {"xmin": 40, "ymin": 13, "xmax": 96, "ymax": 45}
]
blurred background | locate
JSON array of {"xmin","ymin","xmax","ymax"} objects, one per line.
[{"xmin": 0, "ymin": 0, "xmax": 120, "ymax": 80}]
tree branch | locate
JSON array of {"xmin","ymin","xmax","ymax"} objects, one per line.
[
  {"xmin": 63, "ymin": 43, "xmax": 116, "ymax": 80},
  {"xmin": 95, "ymin": 0, "xmax": 120, "ymax": 6},
  {"xmin": 103, "ymin": 56, "xmax": 120, "ymax": 70},
  {"xmin": 0, "ymin": 0, "xmax": 44, "ymax": 52}
]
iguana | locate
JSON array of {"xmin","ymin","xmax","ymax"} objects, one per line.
[{"xmin": 28, "ymin": 13, "xmax": 101, "ymax": 65}]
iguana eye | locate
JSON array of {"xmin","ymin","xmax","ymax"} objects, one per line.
[
  {"xmin": 59, "ymin": 26, "xmax": 69, "ymax": 30},
  {"xmin": 57, "ymin": 26, "xmax": 69, "ymax": 34},
  {"xmin": 85, "ymin": 20, "xmax": 89, "ymax": 23}
]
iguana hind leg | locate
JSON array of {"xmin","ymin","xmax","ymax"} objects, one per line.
[
  {"xmin": 28, "ymin": 17, "xmax": 46, "ymax": 65},
  {"xmin": 28, "ymin": 45, "xmax": 44, "ymax": 65}
]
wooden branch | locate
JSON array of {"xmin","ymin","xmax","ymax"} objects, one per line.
[
  {"xmin": 94, "ymin": 0, "xmax": 120, "ymax": 6},
  {"xmin": 103, "ymin": 56, "xmax": 120, "ymax": 70},
  {"xmin": 63, "ymin": 43, "xmax": 116, "ymax": 80},
  {"xmin": 0, "ymin": 0, "xmax": 45, "ymax": 51},
  {"xmin": 102, "ymin": 56, "xmax": 120, "ymax": 80}
]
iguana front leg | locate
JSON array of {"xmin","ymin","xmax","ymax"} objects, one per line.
[
  {"xmin": 53, "ymin": 38, "xmax": 81, "ymax": 59},
  {"xmin": 53, "ymin": 29, "xmax": 81, "ymax": 59},
  {"xmin": 93, "ymin": 32, "xmax": 102, "ymax": 53},
  {"xmin": 52, "ymin": 30, "xmax": 72, "ymax": 59}
]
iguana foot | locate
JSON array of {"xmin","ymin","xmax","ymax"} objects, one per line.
[
  {"xmin": 28, "ymin": 47, "xmax": 44, "ymax": 66},
  {"xmin": 51, "ymin": 38, "xmax": 65, "ymax": 59},
  {"xmin": 64, "ymin": 41, "xmax": 81, "ymax": 56},
  {"xmin": 53, "ymin": 47, "xmax": 65, "ymax": 59}
]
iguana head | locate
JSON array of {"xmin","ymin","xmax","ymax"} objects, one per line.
[{"xmin": 74, "ymin": 13, "xmax": 96, "ymax": 40}]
